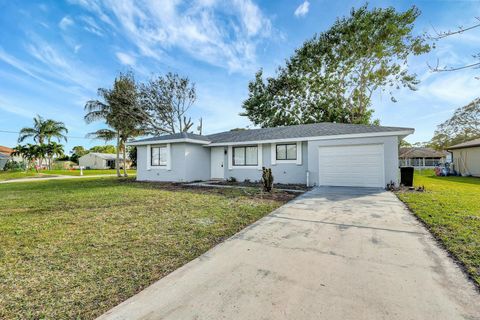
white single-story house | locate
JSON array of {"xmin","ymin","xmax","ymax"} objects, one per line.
[
  {"xmin": 399, "ymin": 147, "xmax": 448, "ymax": 168},
  {"xmin": 448, "ymin": 138, "xmax": 480, "ymax": 177},
  {"xmin": 79, "ymin": 153, "xmax": 131, "ymax": 170},
  {"xmin": 127, "ymin": 123, "xmax": 414, "ymax": 188}
]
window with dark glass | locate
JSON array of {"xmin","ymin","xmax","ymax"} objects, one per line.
[
  {"xmin": 276, "ymin": 144, "xmax": 297, "ymax": 160},
  {"xmin": 151, "ymin": 146, "xmax": 167, "ymax": 166},
  {"xmin": 233, "ymin": 146, "xmax": 258, "ymax": 166}
]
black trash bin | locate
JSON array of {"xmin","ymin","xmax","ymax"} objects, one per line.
[{"xmin": 400, "ymin": 166, "xmax": 414, "ymax": 187}]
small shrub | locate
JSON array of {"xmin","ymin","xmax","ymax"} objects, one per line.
[
  {"xmin": 227, "ymin": 177, "xmax": 237, "ymax": 183},
  {"xmin": 3, "ymin": 160, "xmax": 26, "ymax": 172},
  {"xmin": 261, "ymin": 167, "xmax": 274, "ymax": 192}
]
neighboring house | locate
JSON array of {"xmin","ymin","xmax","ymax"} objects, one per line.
[
  {"xmin": 79, "ymin": 153, "xmax": 131, "ymax": 169},
  {"xmin": 0, "ymin": 146, "xmax": 21, "ymax": 169},
  {"xmin": 447, "ymin": 138, "xmax": 480, "ymax": 177},
  {"xmin": 0, "ymin": 152, "xmax": 8, "ymax": 170},
  {"xmin": 127, "ymin": 123, "xmax": 414, "ymax": 188},
  {"xmin": 399, "ymin": 147, "xmax": 448, "ymax": 168}
]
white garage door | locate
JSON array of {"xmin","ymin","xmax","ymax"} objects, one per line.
[{"xmin": 318, "ymin": 144, "xmax": 384, "ymax": 188}]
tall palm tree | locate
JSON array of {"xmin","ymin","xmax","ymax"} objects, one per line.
[
  {"xmin": 18, "ymin": 115, "xmax": 68, "ymax": 144},
  {"xmin": 84, "ymin": 98, "xmax": 123, "ymax": 177},
  {"xmin": 85, "ymin": 73, "xmax": 142, "ymax": 177}
]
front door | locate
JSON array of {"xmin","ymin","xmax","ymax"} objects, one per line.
[{"xmin": 211, "ymin": 147, "xmax": 225, "ymax": 179}]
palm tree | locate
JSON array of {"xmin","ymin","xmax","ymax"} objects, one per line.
[
  {"xmin": 45, "ymin": 142, "xmax": 65, "ymax": 170},
  {"xmin": 11, "ymin": 144, "xmax": 44, "ymax": 172},
  {"xmin": 11, "ymin": 145, "xmax": 31, "ymax": 171},
  {"xmin": 18, "ymin": 115, "xmax": 68, "ymax": 144},
  {"xmin": 85, "ymin": 73, "xmax": 142, "ymax": 177}
]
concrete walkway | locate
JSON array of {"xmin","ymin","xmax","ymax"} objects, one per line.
[{"xmin": 98, "ymin": 187, "xmax": 480, "ymax": 320}]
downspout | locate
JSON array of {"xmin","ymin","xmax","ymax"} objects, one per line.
[{"xmin": 306, "ymin": 171, "xmax": 310, "ymax": 187}]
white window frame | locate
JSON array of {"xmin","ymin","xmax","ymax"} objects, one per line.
[
  {"xmin": 271, "ymin": 141, "xmax": 302, "ymax": 165},
  {"xmin": 146, "ymin": 143, "xmax": 171, "ymax": 171},
  {"xmin": 228, "ymin": 144, "xmax": 262, "ymax": 170}
]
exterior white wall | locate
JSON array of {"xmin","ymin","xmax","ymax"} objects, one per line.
[
  {"xmin": 79, "ymin": 154, "xmax": 108, "ymax": 169},
  {"xmin": 135, "ymin": 135, "xmax": 401, "ymax": 186},
  {"xmin": 184, "ymin": 143, "xmax": 211, "ymax": 181},
  {"xmin": 452, "ymin": 147, "xmax": 480, "ymax": 177},
  {"xmin": 308, "ymin": 136, "xmax": 399, "ymax": 187},
  {"xmin": 136, "ymin": 143, "xmax": 210, "ymax": 182},
  {"xmin": 223, "ymin": 142, "xmax": 308, "ymax": 184}
]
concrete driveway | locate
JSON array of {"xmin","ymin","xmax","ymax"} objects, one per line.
[{"xmin": 99, "ymin": 187, "xmax": 480, "ymax": 320}]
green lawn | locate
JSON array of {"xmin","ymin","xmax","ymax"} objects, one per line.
[
  {"xmin": 0, "ymin": 177, "xmax": 293, "ymax": 319},
  {"xmin": 396, "ymin": 173, "xmax": 480, "ymax": 287},
  {"xmin": 43, "ymin": 169, "xmax": 137, "ymax": 176},
  {"xmin": 0, "ymin": 171, "xmax": 48, "ymax": 181},
  {"xmin": 0, "ymin": 169, "xmax": 136, "ymax": 181}
]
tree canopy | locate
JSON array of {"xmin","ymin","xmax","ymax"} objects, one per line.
[
  {"xmin": 139, "ymin": 72, "xmax": 197, "ymax": 135},
  {"xmin": 429, "ymin": 98, "xmax": 480, "ymax": 149},
  {"xmin": 241, "ymin": 5, "xmax": 430, "ymax": 127},
  {"xmin": 89, "ymin": 145, "xmax": 116, "ymax": 154}
]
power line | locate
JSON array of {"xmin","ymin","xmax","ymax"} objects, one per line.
[{"xmin": 0, "ymin": 130, "xmax": 98, "ymax": 140}]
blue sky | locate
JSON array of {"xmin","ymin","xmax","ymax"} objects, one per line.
[{"xmin": 0, "ymin": 0, "xmax": 479, "ymax": 152}]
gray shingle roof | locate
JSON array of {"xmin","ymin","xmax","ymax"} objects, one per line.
[
  {"xmin": 206, "ymin": 123, "xmax": 412, "ymax": 143},
  {"xmin": 129, "ymin": 123, "xmax": 413, "ymax": 145},
  {"xmin": 448, "ymin": 138, "xmax": 480, "ymax": 150}
]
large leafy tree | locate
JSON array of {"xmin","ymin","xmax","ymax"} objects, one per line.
[
  {"xmin": 242, "ymin": 5, "xmax": 430, "ymax": 127},
  {"xmin": 139, "ymin": 72, "xmax": 197, "ymax": 134},
  {"xmin": 85, "ymin": 73, "xmax": 143, "ymax": 177},
  {"xmin": 429, "ymin": 98, "xmax": 480, "ymax": 149}
]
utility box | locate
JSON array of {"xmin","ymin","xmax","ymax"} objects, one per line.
[{"xmin": 400, "ymin": 167, "xmax": 414, "ymax": 187}]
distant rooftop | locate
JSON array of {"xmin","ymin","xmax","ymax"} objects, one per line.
[
  {"xmin": 0, "ymin": 146, "xmax": 14, "ymax": 155},
  {"xmin": 399, "ymin": 147, "xmax": 447, "ymax": 158}
]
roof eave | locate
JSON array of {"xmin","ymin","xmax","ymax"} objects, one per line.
[
  {"xmin": 447, "ymin": 144, "xmax": 480, "ymax": 151},
  {"xmin": 126, "ymin": 138, "xmax": 211, "ymax": 146}
]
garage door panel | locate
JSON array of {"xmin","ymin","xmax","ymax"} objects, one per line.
[{"xmin": 318, "ymin": 144, "xmax": 384, "ymax": 188}]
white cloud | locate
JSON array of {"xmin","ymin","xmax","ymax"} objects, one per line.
[
  {"xmin": 80, "ymin": 16, "xmax": 104, "ymax": 36},
  {"xmin": 68, "ymin": 0, "xmax": 115, "ymax": 27},
  {"xmin": 418, "ymin": 72, "xmax": 479, "ymax": 106},
  {"xmin": 59, "ymin": 16, "xmax": 74, "ymax": 30},
  {"xmin": 71, "ymin": 0, "xmax": 273, "ymax": 73},
  {"xmin": 115, "ymin": 52, "xmax": 136, "ymax": 66},
  {"xmin": 294, "ymin": 1, "xmax": 310, "ymax": 18}
]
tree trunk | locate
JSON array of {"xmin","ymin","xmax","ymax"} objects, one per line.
[
  {"xmin": 122, "ymin": 144, "xmax": 128, "ymax": 177},
  {"xmin": 116, "ymin": 133, "xmax": 121, "ymax": 177}
]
